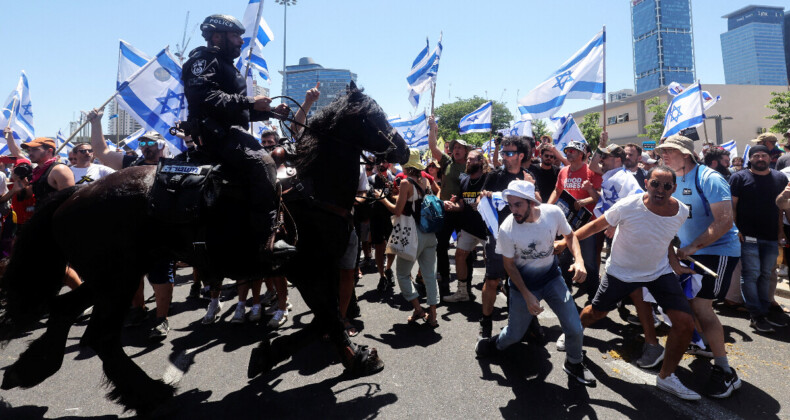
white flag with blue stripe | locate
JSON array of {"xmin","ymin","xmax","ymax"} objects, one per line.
[
  {"xmin": 252, "ymin": 121, "xmax": 275, "ymax": 142},
  {"xmin": 518, "ymin": 30, "xmax": 605, "ymax": 120},
  {"xmin": 509, "ymin": 119, "xmax": 533, "ymax": 137},
  {"xmin": 552, "ymin": 114, "xmax": 586, "ymax": 156},
  {"xmin": 594, "ymin": 167, "xmax": 644, "ymax": 217},
  {"xmin": 0, "ymin": 71, "xmax": 35, "ymax": 154},
  {"xmin": 721, "ymin": 139, "xmax": 737, "ymax": 158},
  {"xmin": 407, "ymin": 34, "xmax": 443, "ymax": 108},
  {"xmin": 667, "ymin": 82, "xmax": 721, "ymax": 113},
  {"xmin": 118, "ymin": 40, "xmax": 151, "ymax": 89},
  {"xmin": 390, "ymin": 112, "xmax": 429, "ymax": 148},
  {"xmin": 459, "ymin": 101, "xmax": 492, "ymax": 134},
  {"xmin": 55, "ymin": 130, "xmax": 74, "ymax": 159},
  {"xmin": 662, "ymin": 82, "xmax": 712, "ymax": 138},
  {"xmin": 236, "ymin": 0, "xmax": 274, "ymax": 82},
  {"xmin": 115, "ymin": 48, "xmax": 188, "ymax": 153},
  {"xmin": 743, "ymin": 144, "xmax": 751, "ymax": 160},
  {"xmin": 119, "ymin": 127, "xmax": 146, "ymax": 156}
]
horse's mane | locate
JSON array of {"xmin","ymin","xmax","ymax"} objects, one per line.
[{"xmin": 294, "ymin": 85, "xmax": 386, "ymax": 176}]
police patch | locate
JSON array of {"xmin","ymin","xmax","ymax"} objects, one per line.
[{"xmin": 191, "ymin": 59, "xmax": 207, "ymax": 76}]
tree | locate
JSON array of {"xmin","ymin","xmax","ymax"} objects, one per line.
[
  {"xmin": 532, "ymin": 119, "xmax": 549, "ymax": 140},
  {"xmin": 433, "ymin": 96, "xmax": 513, "ymax": 146},
  {"xmin": 579, "ymin": 112, "xmax": 603, "ymax": 150},
  {"xmin": 640, "ymin": 96, "xmax": 667, "ymax": 142},
  {"xmin": 766, "ymin": 90, "xmax": 790, "ymax": 134}
]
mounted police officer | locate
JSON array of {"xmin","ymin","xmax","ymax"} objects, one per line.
[{"xmin": 182, "ymin": 14, "xmax": 295, "ymax": 260}]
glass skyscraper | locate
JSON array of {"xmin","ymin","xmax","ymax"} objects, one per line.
[
  {"xmin": 720, "ymin": 5, "xmax": 788, "ymax": 86},
  {"xmin": 783, "ymin": 11, "xmax": 790, "ymax": 82},
  {"xmin": 281, "ymin": 57, "xmax": 357, "ymax": 119},
  {"xmin": 630, "ymin": 0, "xmax": 696, "ymax": 93}
]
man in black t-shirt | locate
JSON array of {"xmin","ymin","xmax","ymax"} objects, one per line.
[
  {"xmin": 528, "ymin": 143, "xmax": 560, "ymax": 203},
  {"xmin": 368, "ymin": 161, "xmax": 396, "ymax": 291},
  {"xmin": 444, "ymin": 150, "xmax": 490, "ymax": 303}
]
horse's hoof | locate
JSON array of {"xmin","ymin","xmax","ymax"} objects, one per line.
[
  {"xmin": 1, "ymin": 370, "xmax": 20, "ymax": 390},
  {"xmin": 247, "ymin": 343, "xmax": 273, "ymax": 379},
  {"xmin": 345, "ymin": 345, "xmax": 384, "ymax": 378}
]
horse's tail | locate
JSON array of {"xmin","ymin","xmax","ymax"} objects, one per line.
[{"xmin": 0, "ymin": 187, "xmax": 78, "ymax": 344}]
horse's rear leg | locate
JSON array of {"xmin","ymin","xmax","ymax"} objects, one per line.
[
  {"xmin": 85, "ymin": 287, "xmax": 175, "ymax": 415},
  {"xmin": 2, "ymin": 283, "xmax": 93, "ymax": 390}
]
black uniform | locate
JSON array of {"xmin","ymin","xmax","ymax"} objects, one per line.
[{"xmin": 182, "ymin": 45, "xmax": 278, "ymax": 238}]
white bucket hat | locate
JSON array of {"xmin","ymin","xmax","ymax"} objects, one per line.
[{"xmin": 502, "ymin": 180, "xmax": 541, "ymax": 205}]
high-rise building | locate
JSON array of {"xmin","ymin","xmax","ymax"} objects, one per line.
[
  {"xmin": 105, "ymin": 99, "xmax": 142, "ymax": 142},
  {"xmin": 720, "ymin": 5, "xmax": 788, "ymax": 86},
  {"xmin": 630, "ymin": 0, "xmax": 696, "ymax": 93},
  {"xmin": 280, "ymin": 57, "xmax": 357, "ymax": 119},
  {"xmin": 783, "ymin": 11, "xmax": 790, "ymax": 82},
  {"xmin": 609, "ymin": 89, "xmax": 635, "ymax": 102}
]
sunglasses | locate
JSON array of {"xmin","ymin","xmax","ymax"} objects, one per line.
[
  {"xmin": 541, "ymin": 154, "xmax": 554, "ymax": 159},
  {"xmin": 139, "ymin": 140, "xmax": 158, "ymax": 147},
  {"xmin": 649, "ymin": 180, "xmax": 674, "ymax": 191},
  {"xmin": 501, "ymin": 150, "xmax": 519, "ymax": 157},
  {"xmin": 77, "ymin": 149, "xmax": 93, "ymax": 154}
]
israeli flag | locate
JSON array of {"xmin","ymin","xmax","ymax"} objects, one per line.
[
  {"xmin": 55, "ymin": 130, "xmax": 73, "ymax": 161},
  {"xmin": 518, "ymin": 30, "xmax": 605, "ymax": 120},
  {"xmin": 407, "ymin": 33, "xmax": 443, "ymax": 108},
  {"xmin": 552, "ymin": 114, "xmax": 586, "ymax": 157},
  {"xmin": 115, "ymin": 48, "xmax": 188, "ymax": 153},
  {"xmin": 743, "ymin": 144, "xmax": 751, "ymax": 160},
  {"xmin": 721, "ymin": 139, "xmax": 737, "ymax": 158},
  {"xmin": 667, "ymin": 82, "xmax": 721, "ymax": 113},
  {"xmin": 662, "ymin": 82, "xmax": 713, "ymax": 138},
  {"xmin": 118, "ymin": 40, "xmax": 151, "ymax": 89},
  {"xmin": 481, "ymin": 138, "xmax": 495, "ymax": 156},
  {"xmin": 594, "ymin": 167, "xmax": 644, "ymax": 217},
  {"xmin": 387, "ymin": 115, "xmax": 402, "ymax": 124},
  {"xmin": 0, "ymin": 71, "xmax": 35, "ymax": 154},
  {"xmin": 509, "ymin": 119, "xmax": 533, "ymax": 137},
  {"xmin": 459, "ymin": 101, "xmax": 492, "ymax": 134},
  {"xmin": 236, "ymin": 0, "xmax": 274, "ymax": 82},
  {"xmin": 252, "ymin": 121, "xmax": 274, "ymax": 142},
  {"xmin": 390, "ymin": 112, "xmax": 429, "ymax": 148}
]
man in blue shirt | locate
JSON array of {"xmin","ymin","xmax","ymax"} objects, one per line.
[{"xmin": 656, "ymin": 135, "xmax": 741, "ymax": 399}]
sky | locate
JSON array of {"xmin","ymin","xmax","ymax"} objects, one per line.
[{"xmin": 1, "ymin": 0, "xmax": 787, "ymax": 137}]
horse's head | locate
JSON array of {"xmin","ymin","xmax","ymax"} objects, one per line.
[{"xmin": 306, "ymin": 81, "xmax": 408, "ymax": 165}]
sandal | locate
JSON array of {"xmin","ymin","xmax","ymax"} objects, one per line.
[
  {"xmin": 407, "ymin": 308, "xmax": 428, "ymax": 324},
  {"xmin": 343, "ymin": 318, "xmax": 359, "ymax": 337},
  {"xmin": 426, "ymin": 315, "xmax": 439, "ymax": 329}
]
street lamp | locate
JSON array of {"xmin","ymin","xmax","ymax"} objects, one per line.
[
  {"xmin": 708, "ymin": 115, "xmax": 733, "ymax": 145},
  {"xmin": 275, "ymin": 0, "xmax": 297, "ymax": 98}
]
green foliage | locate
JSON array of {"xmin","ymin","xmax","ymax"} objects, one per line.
[
  {"xmin": 532, "ymin": 119, "xmax": 549, "ymax": 140},
  {"xmin": 767, "ymin": 90, "xmax": 790, "ymax": 134},
  {"xmin": 640, "ymin": 96, "xmax": 667, "ymax": 142},
  {"xmin": 579, "ymin": 113, "xmax": 602, "ymax": 150},
  {"xmin": 434, "ymin": 96, "xmax": 513, "ymax": 146}
]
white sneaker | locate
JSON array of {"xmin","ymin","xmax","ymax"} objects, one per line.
[
  {"xmin": 202, "ymin": 300, "xmax": 222, "ymax": 324},
  {"xmin": 248, "ymin": 304, "xmax": 262, "ymax": 322},
  {"xmin": 265, "ymin": 300, "xmax": 292, "ymax": 315},
  {"xmin": 556, "ymin": 333, "xmax": 566, "ymax": 352},
  {"xmin": 656, "ymin": 373, "xmax": 701, "ymax": 400},
  {"xmin": 231, "ymin": 302, "xmax": 246, "ymax": 324},
  {"xmin": 267, "ymin": 309, "xmax": 288, "ymax": 328}
]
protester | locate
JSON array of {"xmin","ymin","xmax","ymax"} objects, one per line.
[
  {"xmin": 69, "ymin": 143, "xmax": 115, "ymax": 184},
  {"xmin": 529, "ymin": 143, "xmax": 560, "ymax": 203},
  {"xmin": 750, "ymin": 133, "xmax": 782, "ymax": 169},
  {"xmin": 704, "ymin": 147, "xmax": 731, "ymax": 181},
  {"xmin": 377, "ymin": 149, "xmax": 440, "ymax": 328},
  {"xmin": 730, "ymin": 145, "xmax": 789, "ymax": 332},
  {"xmin": 475, "ymin": 180, "xmax": 595, "ymax": 387},
  {"xmin": 776, "ymin": 130, "xmax": 790, "ymax": 170},
  {"xmin": 623, "ymin": 143, "xmax": 648, "ymax": 188},
  {"xmin": 368, "ymin": 159, "xmax": 396, "ymax": 291},
  {"xmin": 730, "ymin": 157, "xmax": 744, "ymax": 173},
  {"xmin": 657, "ymin": 135, "xmax": 742, "ymax": 397}
]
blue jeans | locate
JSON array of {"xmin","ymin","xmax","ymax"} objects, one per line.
[
  {"xmin": 740, "ymin": 239, "xmax": 778, "ymax": 317},
  {"xmin": 396, "ymin": 231, "xmax": 439, "ymax": 306},
  {"xmin": 496, "ymin": 275, "xmax": 584, "ymax": 364}
]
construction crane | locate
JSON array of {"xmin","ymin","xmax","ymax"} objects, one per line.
[{"xmin": 174, "ymin": 11, "xmax": 196, "ymax": 64}]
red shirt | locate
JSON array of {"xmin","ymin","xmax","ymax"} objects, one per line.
[
  {"xmin": 555, "ymin": 164, "xmax": 602, "ymax": 214},
  {"xmin": 12, "ymin": 192, "xmax": 35, "ymax": 225}
]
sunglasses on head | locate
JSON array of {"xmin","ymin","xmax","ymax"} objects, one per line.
[
  {"xmin": 501, "ymin": 150, "xmax": 519, "ymax": 157},
  {"xmin": 139, "ymin": 140, "xmax": 158, "ymax": 147},
  {"xmin": 77, "ymin": 148, "xmax": 93, "ymax": 154},
  {"xmin": 649, "ymin": 180, "xmax": 674, "ymax": 191}
]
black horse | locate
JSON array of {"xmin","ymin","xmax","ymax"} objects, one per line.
[{"xmin": 0, "ymin": 83, "xmax": 408, "ymax": 415}]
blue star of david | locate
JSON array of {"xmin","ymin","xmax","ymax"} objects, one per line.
[
  {"xmin": 604, "ymin": 185, "xmax": 620, "ymax": 203},
  {"xmin": 156, "ymin": 89, "xmax": 185, "ymax": 117},
  {"xmin": 467, "ymin": 115, "xmax": 479, "ymax": 123},
  {"xmin": 21, "ymin": 103, "xmax": 33, "ymax": 117},
  {"xmin": 668, "ymin": 105, "xmax": 683, "ymax": 123},
  {"xmin": 403, "ymin": 128, "xmax": 416, "ymax": 142},
  {"xmin": 257, "ymin": 126, "xmax": 266, "ymax": 135},
  {"xmin": 510, "ymin": 126, "xmax": 518, "ymax": 135},
  {"xmin": 553, "ymin": 70, "xmax": 574, "ymax": 90}
]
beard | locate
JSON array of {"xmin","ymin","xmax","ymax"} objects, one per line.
[
  {"xmin": 752, "ymin": 160, "xmax": 769, "ymax": 171},
  {"xmin": 465, "ymin": 163, "xmax": 482, "ymax": 174},
  {"xmin": 142, "ymin": 148, "xmax": 158, "ymax": 160}
]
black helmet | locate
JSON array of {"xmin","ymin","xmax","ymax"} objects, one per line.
[{"xmin": 200, "ymin": 14, "xmax": 245, "ymax": 41}]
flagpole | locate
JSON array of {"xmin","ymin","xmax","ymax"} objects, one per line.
[
  {"xmin": 55, "ymin": 94, "xmax": 117, "ymax": 154},
  {"xmin": 697, "ymin": 79, "xmax": 709, "ymax": 144},
  {"xmin": 602, "ymin": 25, "xmax": 607, "ymax": 135},
  {"xmin": 245, "ymin": 0, "xmax": 265, "ymax": 85},
  {"xmin": 6, "ymin": 97, "xmax": 18, "ymax": 129}
]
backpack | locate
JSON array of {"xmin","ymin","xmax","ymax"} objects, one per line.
[{"xmin": 407, "ymin": 178, "xmax": 444, "ymax": 233}]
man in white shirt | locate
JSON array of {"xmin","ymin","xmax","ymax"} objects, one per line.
[{"xmin": 70, "ymin": 143, "xmax": 115, "ymax": 185}]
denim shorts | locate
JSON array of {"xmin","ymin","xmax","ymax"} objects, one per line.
[{"xmin": 592, "ymin": 271, "xmax": 692, "ymax": 314}]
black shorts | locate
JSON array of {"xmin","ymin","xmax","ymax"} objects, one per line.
[
  {"xmin": 147, "ymin": 260, "xmax": 175, "ymax": 285},
  {"xmin": 369, "ymin": 214, "xmax": 393, "ymax": 244},
  {"xmin": 688, "ymin": 254, "xmax": 738, "ymax": 300},
  {"xmin": 592, "ymin": 271, "xmax": 692, "ymax": 315}
]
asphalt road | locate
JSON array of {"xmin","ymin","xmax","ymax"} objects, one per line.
[{"xmin": 1, "ymin": 254, "xmax": 789, "ymax": 419}]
